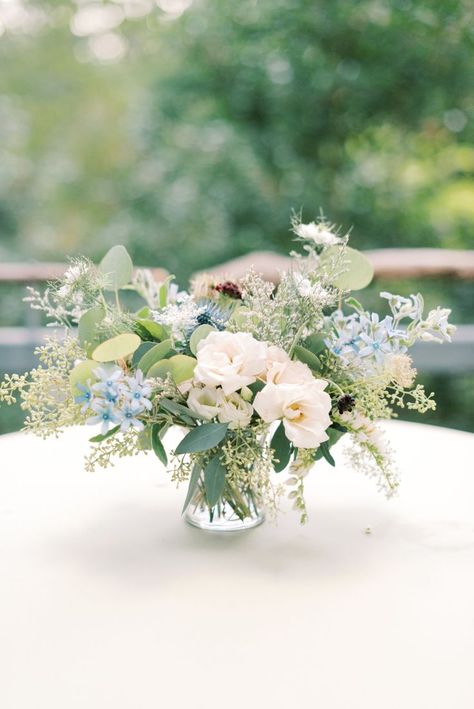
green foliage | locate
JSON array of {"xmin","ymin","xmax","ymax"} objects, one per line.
[
  {"xmin": 99, "ymin": 245, "xmax": 133, "ymax": 291},
  {"xmin": 137, "ymin": 339, "xmax": 173, "ymax": 374},
  {"xmin": 203, "ymin": 455, "xmax": 227, "ymax": 508},
  {"xmin": 78, "ymin": 306, "xmax": 105, "ymax": 356},
  {"xmin": 151, "ymin": 422, "xmax": 168, "ymax": 465},
  {"xmin": 92, "ymin": 333, "xmax": 141, "ymax": 362},
  {"xmin": 324, "ymin": 247, "xmax": 374, "ymax": 291},
  {"xmin": 181, "ymin": 463, "xmax": 202, "ymax": 513},
  {"xmin": 293, "ymin": 345, "xmax": 321, "ymax": 372},
  {"xmin": 270, "ymin": 421, "xmax": 292, "ymax": 472},
  {"xmin": 175, "ymin": 422, "xmax": 229, "ymax": 454}
]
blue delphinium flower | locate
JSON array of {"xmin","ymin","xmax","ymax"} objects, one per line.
[
  {"xmin": 74, "ymin": 381, "xmax": 94, "ymax": 413},
  {"xmin": 86, "ymin": 401, "xmax": 121, "ymax": 435}
]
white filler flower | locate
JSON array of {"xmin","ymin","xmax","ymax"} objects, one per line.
[
  {"xmin": 194, "ymin": 331, "xmax": 268, "ymax": 395},
  {"xmin": 254, "ymin": 379, "xmax": 331, "ymax": 449},
  {"xmin": 293, "ymin": 221, "xmax": 341, "ymax": 247}
]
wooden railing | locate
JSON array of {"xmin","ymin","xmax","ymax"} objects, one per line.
[{"xmin": 1, "ymin": 249, "xmax": 473, "ymax": 373}]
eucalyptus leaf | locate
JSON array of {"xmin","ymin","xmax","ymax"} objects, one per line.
[
  {"xmin": 99, "ymin": 245, "xmax": 133, "ymax": 291},
  {"xmin": 167, "ymin": 354, "xmax": 197, "ymax": 385},
  {"xmin": 92, "ymin": 333, "xmax": 141, "ymax": 362},
  {"xmin": 324, "ymin": 246, "xmax": 374, "ymax": 291},
  {"xmin": 69, "ymin": 359, "xmax": 98, "ymax": 395},
  {"xmin": 204, "ymin": 455, "xmax": 227, "ymax": 507},
  {"xmin": 151, "ymin": 423, "xmax": 168, "ymax": 465},
  {"xmin": 270, "ymin": 421, "xmax": 292, "ymax": 472},
  {"xmin": 293, "ymin": 345, "xmax": 321, "ymax": 371},
  {"xmin": 181, "ymin": 463, "xmax": 202, "ymax": 514},
  {"xmin": 189, "ymin": 324, "xmax": 215, "ymax": 355},
  {"xmin": 147, "ymin": 359, "xmax": 174, "ymax": 380},
  {"xmin": 137, "ymin": 339, "xmax": 173, "ymax": 374},
  {"xmin": 175, "ymin": 422, "xmax": 229, "ymax": 455},
  {"xmin": 78, "ymin": 306, "xmax": 105, "ymax": 356}
]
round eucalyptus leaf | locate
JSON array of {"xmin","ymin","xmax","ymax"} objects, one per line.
[
  {"xmin": 147, "ymin": 359, "xmax": 173, "ymax": 379},
  {"xmin": 99, "ymin": 245, "xmax": 133, "ymax": 291},
  {"xmin": 69, "ymin": 359, "xmax": 98, "ymax": 395},
  {"xmin": 324, "ymin": 246, "xmax": 374, "ymax": 291},
  {"xmin": 78, "ymin": 306, "xmax": 105, "ymax": 356},
  {"xmin": 92, "ymin": 333, "xmax": 141, "ymax": 362},
  {"xmin": 168, "ymin": 354, "xmax": 197, "ymax": 385},
  {"xmin": 189, "ymin": 324, "xmax": 215, "ymax": 355},
  {"xmin": 137, "ymin": 339, "xmax": 173, "ymax": 374}
]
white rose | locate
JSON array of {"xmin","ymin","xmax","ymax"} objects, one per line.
[
  {"xmin": 254, "ymin": 380, "xmax": 331, "ymax": 449},
  {"xmin": 194, "ymin": 331, "xmax": 268, "ymax": 395},
  {"xmin": 187, "ymin": 386, "xmax": 222, "ymax": 420},
  {"xmin": 218, "ymin": 392, "xmax": 253, "ymax": 429}
]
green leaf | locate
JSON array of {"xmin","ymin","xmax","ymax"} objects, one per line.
[
  {"xmin": 99, "ymin": 245, "xmax": 134, "ymax": 291},
  {"xmin": 136, "ymin": 306, "xmax": 150, "ymax": 318},
  {"xmin": 132, "ymin": 342, "xmax": 156, "ymax": 367},
  {"xmin": 138, "ymin": 318, "xmax": 168, "ymax": 341},
  {"xmin": 151, "ymin": 423, "xmax": 168, "ymax": 466},
  {"xmin": 147, "ymin": 359, "xmax": 174, "ymax": 380},
  {"xmin": 270, "ymin": 421, "xmax": 292, "ymax": 472},
  {"xmin": 293, "ymin": 345, "xmax": 321, "ymax": 371},
  {"xmin": 175, "ymin": 422, "xmax": 229, "ymax": 455},
  {"xmin": 315, "ymin": 426, "xmax": 346, "ymax": 461},
  {"xmin": 181, "ymin": 463, "xmax": 202, "ymax": 514},
  {"xmin": 204, "ymin": 455, "xmax": 227, "ymax": 507},
  {"xmin": 167, "ymin": 354, "xmax": 197, "ymax": 384},
  {"xmin": 78, "ymin": 306, "xmax": 105, "ymax": 356},
  {"xmin": 302, "ymin": 334, "xmax": 327, "ymax": 355},
  {"xmin": 189, "ymin": 324, "xmax": 215, "ymax": 355},
  {"xmin": 137, "ymin": 339, "xmax": 173, "ymax": 374},
  {"xmin": 345, "ymin": 296, "xmax": 363, "ymax": 312},
  {"xmin": 324, "ymin": 246, "xmax": 374, "ymax": 291},
  {"xmin": 319, "ymin": 441, "xmax": 336, "ymax": 466},
  {"xmin": 159, "ymin": 398, "xmax": 202, "ymax": 421},
  {"xmin": 248, "ymin": 380, "xmax": 265, "ymax": 396},
  {"xmin": 69, "ymin": 359, "xmax": 98, "ymax": 395},
  {"xmin": 92, "ymin": 333, "xmax": 141, "ymax": 362},
  {"xmin": 158, "ymin": 275, "xmax": 176, "ymax": 308},
  {"xmin": 89, "ymin": 425, "xmax": 120, "ymax": 443}
]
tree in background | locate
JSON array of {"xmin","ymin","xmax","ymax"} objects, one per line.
[{"xmin": 0, "ymin": 0, "xmax": 473, "ymax": 282}]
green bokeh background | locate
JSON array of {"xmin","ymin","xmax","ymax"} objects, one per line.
[{"xmin": 0, "ymin": 0, "xmax": 473, "ymax": 434}]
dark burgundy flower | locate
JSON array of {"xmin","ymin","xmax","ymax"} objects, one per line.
[
  {"xmin": 337, "ymin": 394, "xmax": 355, "ymax": 415},
  {"xmin": 214, "ymin": 281, "xmax": 242, "ymax": 300}
]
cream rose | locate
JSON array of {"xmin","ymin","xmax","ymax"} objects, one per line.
[
  {"xmin": 187, "ymin": 386, "xmax": 222, "ymax": 420},
  {"xmin": 217, "ymin": 392, "xmax": 253, "ymax": 429},
  {"xmin": 194, "ymin": 331, "xmax": 268, "ymax": 395},
  {"xmin": 254, "ymin": 380, "xmax": 331, "ymax": 449}
]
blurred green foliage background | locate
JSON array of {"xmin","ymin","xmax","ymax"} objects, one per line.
[{"xmin": 0, "ymin": 0, "xmax": 473, "ymax": 434}]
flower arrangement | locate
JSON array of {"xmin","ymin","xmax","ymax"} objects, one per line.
[{"xmin": 0, "ymin": 216, "xmax": 455, "ymax": 530}]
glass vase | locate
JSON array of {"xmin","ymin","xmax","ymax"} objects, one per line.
[{"xmin": 184, "ymin": 474, "xmax": 265, "ymax": 532}]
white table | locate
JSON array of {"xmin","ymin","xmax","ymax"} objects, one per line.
[{"xmin": 1, "ymin": 421, "xmax": 474, "ymax": 709}]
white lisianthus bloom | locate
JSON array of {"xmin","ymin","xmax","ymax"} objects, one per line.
[
  {"xmin": 266, "ymin": 357, "xmax": 315, "ymax": 386},
  {"xmin": 293, "ymin": 221, "xmax": 341, "ymax": 247},
  {"xmin": 194, "ymin": 331, "xmax": 268, "ymax": 395},
  {"xmin": 187, "ymin": 386, "xmax": 222, "ymax": 420},
  {"xmin": 254, "ymin": 380, "xmax": 331, "ymax": 449},
  {"xmin": 218, "ymin": 392, "xmax": 253, "ymax": 429}
]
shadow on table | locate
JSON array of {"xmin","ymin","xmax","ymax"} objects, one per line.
[{"xmin": 48, "ymin": 500, "xmax": 394, "ymax": 586}]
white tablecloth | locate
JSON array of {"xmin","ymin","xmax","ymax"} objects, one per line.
[{"xmin": 1, "ymin": 420, "xmax": 474, "ymax": 709}]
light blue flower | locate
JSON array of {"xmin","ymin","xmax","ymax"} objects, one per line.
[
  {"xmin": 118, "ymin": 401, "xmax": 145, "ymax": 432},
  {"xmin": 125, "ymin": 370, "xmax": 153, "ymax": 410},
  {"xmin": 92, "ymin": 365, "xmax": 124, "ymax": 400},
  {"xmin": 86, "ymin": 401, "xmax": 121, "ymax": 435},
  {"xmin": 74, "ymin": 381, "xmax": 94, "ymax": 413}
]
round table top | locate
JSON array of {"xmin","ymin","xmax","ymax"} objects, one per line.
[{"xmin": 1, "ymin": 420, "xmax": 474, "ymax": 709}]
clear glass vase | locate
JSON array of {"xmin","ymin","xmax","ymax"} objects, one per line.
[{"xmin": 184, "ymin": 475, "xmax": 265, "ymax": 532}]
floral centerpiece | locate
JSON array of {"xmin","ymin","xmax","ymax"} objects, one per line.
[{"xmin": 0, "ymin": 217, "xmax": 455, "ymax": 531}]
